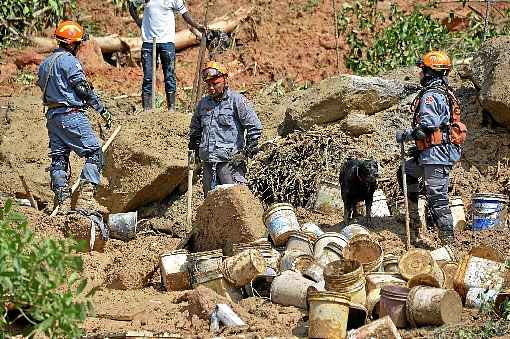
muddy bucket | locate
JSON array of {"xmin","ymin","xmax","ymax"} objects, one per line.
[
  {"xmin": 263, "ymin": 203, "xmax": 300, "ymax": 246},
  {"xmin": 495, "ymin": 289, "xmax": 510, "ymax": 316},
  {"xmin": 430, "ymin": 245, "xmax": 456, "ymax": 262},
  {"xmin": 307, "ymin": 291, "xmax": 351, "ymax": 339},
  {"xmin": 193, "ymin": 269, "xmax": 243, "ymax": 303},
  {"xmin": 465, "ymin": 287, "xmax": 499, "ymax": 309},
  {"xmin": 304, "ymin": 242, "xmax": 344, "ymax": 282},
  {"xmin": 340, "ymin": 224, "xmax": 370, "ymax": 242},
  {"xmin": 286, "ymin": 231, "xmax": 314, "ymax": 255},
  {"xmin": 450, "ymin": 196, "xmax": 467, "ymax": 231},
  {"xmin": 245, "ymin": 267, "xmax": 277, "ymax": 298},
  {"xmin": 407, "ymin": 273, "xmax": 443, "ymax": 289},
  {"xmin": 453, "ymin": 254, "xmax": 506, "ymax": 300},
  {"xmin": 279, "ymin": 250, "xmax": 314, "ymax": 273},
  {"xmin": 108, "ymin": 211, "xmax": 137, "ymax": 241},
  {"xmin": 301, "ymin": 222, "xmax": 324, "ymax": 238},
  {"xmin": 160, "ymin": 249, "xmax": 191, "ymax": 291},
  {"xmin": 346, "ymin": 316, "xmax": 402, "ymax": 339},
  {"xmin": 222, "ymin": 249, "xmax": 267, "ymax": 287},
  {"xmin": 270, "ymin": 270, "xmax": 319, "ymax": 309},
  {"xmin": 371, "ymin": 190, "xmax": 391, "ymax": 217},
  {"xmin": 343, "ymin": 238, "xmax": 383, "ymax": 273},
  {"xmin": 324, "ymin": 260, "xmax": 366, "ymax": 306},
  {"xmin": 313, "ymin": 232, "xmax": 349, "ymax": 259},
  {"xmin": 383, "ymin": 255, "xmax": 400, "ymax": 273},
  {"xmin": 365, "ymin": 273, "xmax": 406, "ymax": 293},
  {"xmin": 313, "ymin": 174, "xmax": 343, "ymax": 211},
  {"xmin": 471, "ymin": 193, "xmax": 509, "ymax": 230},
  {"xmin": 189, "ymin": 249, "xmax": 223, "ymax": 283},
  {"xmin": 439, "ymin": 261, "xmax": 458, "ymax": 289},
  {"xmin": 406, "ymin": 286, "xmax": 462, "ymax": 327},
  {"xmin": 399, "ymin": 249, "xmax": 444, "ymax": 286},
  {"xmin": 379, "ymin": 285, "xmax": 410, "ymax": 328}
]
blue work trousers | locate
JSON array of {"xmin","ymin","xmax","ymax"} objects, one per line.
[
  {"xmin": 202, "ymin": 162, "xmax": 247, "ymax": 197},
  {"xmin": 141, "ymin": 42, "xmax": 176, "ymax": 96},
  {"xmin": 46, "ymin": 110, "xmax": 102, "ymax": 189}
]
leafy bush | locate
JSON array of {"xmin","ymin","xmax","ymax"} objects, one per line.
[
  {"xmin": 0, "ymin": 0, "xmax": 76, "ymax": 47},
  {"xmin": 0, "ymin": 200, "xmax": 92, "ymax": 337}
]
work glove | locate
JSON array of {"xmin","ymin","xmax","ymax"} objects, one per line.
[
  {"xmin": 188, "ymin": 134, "xmax": 201, "ymax": 152},
  {"xmin": 230, "ymin": 150, "xmax": 247, "ymax": 168},
  {"xmin": 99, "ymin": 107, "xmax": 113, "ymax": 129},
  {"xmin": 245, "ymin": 142, "xmax": 259, "ymax": 158},
  {"xmin": 406, "ymin": 146, "xmax": 420, "ymax": 159}
]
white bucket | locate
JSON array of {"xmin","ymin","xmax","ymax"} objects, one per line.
[
  {"xmin": 263, "ymin": 203, "xmax": 300, "ymax": 246},
  {"xmin": 160, "ymin": 249, "xmax": 191, "ymax": 291},
  {"xmin": 465, "ymin": 287, "xmax": 499, "ymax": 309},
  {"xmin": 313, "ymin": 232, "xmax": 349, "ymax": 259},
  {"xmin": 301, "ymin": 222, "xmax": 325, "ymax": 238},
  {"xmin": 454, "ymin": 255, "xmax": 507, "ymax": 299},
  {"xmin": 370, "ymin": 190, "xmax": 391, "ymax": 217},
  {"xmin": 430, "ymin": 246, "xmax": 456, "ymax": 262},
  {"xmin": 340, "ymin": 224, "xmax": 370, "ymax": 242},
  {"xmin": 450, "ymin": 196, "xmax": 466, "ymax": 231}
]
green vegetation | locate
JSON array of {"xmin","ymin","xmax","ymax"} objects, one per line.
[
  {"xmin": 0, "ymin": 0, "xmax": 77, "ymax": 47},
  {"xmin": 337, "ymin": 1, "xmax": 510, "ymax": 75},
  {"xmin": 0, "ymin": 200, "xmax": 93, "ymax": 337}
]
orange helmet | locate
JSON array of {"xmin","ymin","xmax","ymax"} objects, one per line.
[
  {"xmin": 416, "ymin": 51, "xmax": 452, "ymax": 73},
  {"xmin": 201, "ymin": 61, "xmax": 228, "ymax": 81},
  {"xmin": 54, "ymin": 20, "xmax": 86, "ymax": 44}
]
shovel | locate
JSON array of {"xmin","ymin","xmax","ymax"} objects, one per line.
[{"xmin": 400, "ymin": 141, "xmax": 411, "ymax": 250}]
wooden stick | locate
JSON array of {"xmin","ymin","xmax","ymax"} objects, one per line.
[
  {"xmin": 18, "ymin": 174, "xmax": 38, "ymax": 209},
  {"xmin": 151, "ymin": 36, "xmax": 157, "ymax": 110},
  {"xmin": 186, "ymin": 150, "xmax": 195, "ymax": 228},
  {"xmin": 400, "ymin": 142, "xmax": 411, "ymax": 250},
  {"xmin": 50, "ymin": 126, "xmax": 122, "ymax": 217}
]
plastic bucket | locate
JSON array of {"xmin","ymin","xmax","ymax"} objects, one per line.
[
  {"xmin": 313, "ymin": 175, "xmax": 343, "ymax": 211},
  {"xmin": 471, "ymin": 193, "xmax": 508, "ymax": 230},
  {"xmin": 343, "ymin": 238, "xmax": 384, "ymax": 273},
  {"xmin": 399, "ymin": 249, "xmax": 444, "ymax": 287},
  {"xmin": 346, "ymin": 316, "xmax": 401, "ymax": 339},
  {"xmin": 465, "ymin": 287, "xmax": 499, "ymax": 309},
  {"xmin": 285, "ymin": 231, "xmax": 314, "ymax": 255},
  {"xmin": 450, "ymin": 196, "xmax": 467, "ymax": 231},
  {"xmin": 406, "ymin": 286, "xmax": 462, "ymax": 327},
  {"xmin": 365, "ymin": 273, "xmax": 407, "ymax": 293},
  {"xmin": 313, "ymin": 232, "xmax": 349, "ymax": 259},
  {"xmin": 453, "ymin": 254, "xmax": 506, "ymax": 300},
  {"xmin": 160, "ymin": 249, "xmax": 191, "ymax": 291},
  {"xmin": 370, "ymin": 189, "xmax": 391, "ymax": 217},
  {"xmin": 222, "ymin": 249, "xmax": 267, "ymax": 287},
  {"xmin": 263, "ymin": 203, "xmax": 300, "ymax": 246},
  {"xmin": 301, "ymin": 222, "xmax": 325, "ymax": 238},
  {"xmin": 340, "ymin": 224, "xmax": 370, "ymax": 242},
  {"xmin": 324, "ymin": 260, "xmax": 367, "ymax": 306},
  {"xmin": 307, "ymin": 291, "xmax": 351, "ymax": 339},
  {"xmin": 108, "ymin": 211, "xmax": 137, "ymax": 241},
  {"xmin": 270, "ymin": 270, "xmax": 319, "ymax": 309},
  {"xmin": 430, "ymin": 246, "xmax": 456, "ymax": 262},
  {"xmin": 382, "ymin": 255, "xmax": 400, "ymax": 274},
  {"xmin": 379, "ymin": 285, "xmax": 410, "ymax": 328}
]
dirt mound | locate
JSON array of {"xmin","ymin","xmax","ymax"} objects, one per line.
[{"xmin": 191, "ymin": 184, "xmax": 266, "ymax": 255}]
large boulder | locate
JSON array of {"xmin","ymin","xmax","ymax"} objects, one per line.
[
  {"xmin": 467, "ymin": 37, "xmax": 510, "ymax": 128},
  {"xmin": 278, "ymin": 74, "xmax": 420, "ymax": 135}
]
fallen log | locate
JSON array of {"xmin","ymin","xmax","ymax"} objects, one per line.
[{"xmin": 30, "ymin": 7, "xmax": 252, "ymax": 55}]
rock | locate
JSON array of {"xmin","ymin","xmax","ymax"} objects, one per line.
[
  {"xmin": 191, "ymin": 185, "xmax": 266, "ymax": 255},
  {"xmin": 340, "ymin": 113, "xmax": 376, "ymax": 136},
  {"xmin": 467, "ymin": 37, "xmax": 510, "ymax": 129},
  {"xmin": 278, "ymin": 74, "xmax": 420, "ymax": 135},
  {"xmin": 14, "ymin": 50, "xmax": 44, "ymax": 69},
  {"xmin": 97, "ymin": 110, "xmax": 191, "ymax": 213},
  {"xmin": 0, "ymin": 63, "xmax": 17, "ymax": 82},
  {"xmin": 77, "ymin": 39, "xmax": 109, "ymax": 72}
]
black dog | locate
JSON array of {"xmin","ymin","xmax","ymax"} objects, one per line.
[{"xmin": 339, "ymin": 159, "xmax": 379, "ymax": 225}]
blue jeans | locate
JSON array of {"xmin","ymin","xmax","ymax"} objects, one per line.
[
  {"xmin": 141, "ymin": 42, "xmax": 176, "ymax": 96},
  {"xmin": 47, "ymin": 110, "xmax": 103, "ymax": 190}
]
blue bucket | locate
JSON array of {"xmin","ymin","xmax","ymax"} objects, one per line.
[{"xmin": 471, "ymin": 193, "xmax": 508, "ymax": 230}]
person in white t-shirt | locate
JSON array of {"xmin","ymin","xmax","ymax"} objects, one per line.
[{"xmin": 129, "ymin": 0, "xmax": 204, "ymax": 112}]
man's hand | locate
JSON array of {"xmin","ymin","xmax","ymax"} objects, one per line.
[
  {"xmin": 245, "ymin": 143, "xmax": 259, "ymax": 158},
  {"xmin": 196, "ymin": 24, "xmax": 206, "ymax": 33},
  {"xmin": 230, "ymin": 150, "xmax": 247, "ymax": 168},
  {"xmin": 99, "ymin": 108, "xmax": 113, "ymax": 129}
]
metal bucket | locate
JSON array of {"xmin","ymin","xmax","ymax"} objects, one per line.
[
  {"xmin": 307, "ymin": 291, "xmax": 351, "ymax": 339},
  {"xmin": 192, "ymin": 269, "xmax": 243, "ymax": 303},
  {"xmin": 270, "ymin": 270, "xmax": 319, "ymax": 309},
  {"xmin": 406, "ymin": 286, "xmax": 462, "ymax": 327},
  {"xmin": 346, "ymin": 316, "xmax": 402, "ymax": 339},
  {"xmin": 379, "ymin": 285, "xmax": 410, "ymax": 328},
  {"xmin": 189, "ymin": 249, "xmax": 223, "ymax": 284},
  {"xmin": 340, "ymin": 224, "xmax": 370, "ymax": 242},
  {"xmin": 343, "ymin": 238, "xmax": 383, "ymax": 273},
  {"xmin": 399, "ymin": 249, "xmax": 444, "ymax": 287},
  {"xmin": 313, "ymin": 232, "xmax": 349, "ymax": 258},
  {"xmin": 263, "ymin": 203, "xmax": 300, "ymax": 246},
  {"xmin": 301, "ymin": 222, "xmax": 324, "ymax": 238},
  {"xmin": 465, "ymin": 287, "xmax": 499, "ymax": 309},
  {"xmin": 370, "ymin": 189, "xmax": 391, "ymax": 217},
  {"xmin": 222, "ymin": 249, "xmax": 267, "ymax": 287},
  {"xmin": 382, "ymin": 255, "xmax": 400, "ymax": 273},
  {"xmin": 286, "ymin": 231, "xmax": 314, "ymax": 255},
  {"xmin": 159, "ymin": 249, "xmax": 191, "ymax": 291},
  {"xmin": 471, "ymin": 193, "xmax": 509, "ymax": 230},
  {"xmin": 453, "ymin": 254, "xmax": 506, "ymax": 300},
  {"xmin": 450, "ymin": 196, "xmax": 467, "ymax": 231},
  {"xmin": 430, "ymin": 245, "xmax": 456, "ymax": 262},
  {"xmin": 324, "ymin": 260, "xmax": 366, "ymax": 306},
  {"xmin": 108, "ymin": 211, "xmax": 137, "ymax": 240}
]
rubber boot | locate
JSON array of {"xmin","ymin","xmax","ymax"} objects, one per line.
[
  {"xmin": 436, "ymin": 207, "xmax": 455, "ymax": 246},
  {"xmin": 53, "ymin": 186, "xmax": 71, "ymax": 215},
  {"xmin": 408, "ymin": 198, "xmax": 434, "ymax": 248},
  {"xmin": 142, "ymin": 93, "xmax": 152, "ymax": 112},
  {"xmin": 71, "ymin": 181, "xmax": 107, "ymax": 215},
  {"xmin": 166, "ymin": 91, "xmax": 176, "ymax": 112}
]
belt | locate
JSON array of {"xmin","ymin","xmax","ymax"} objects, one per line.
[{"xmin": 46, "ymin": 102, "xmax": 68, "ymax": 109}]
